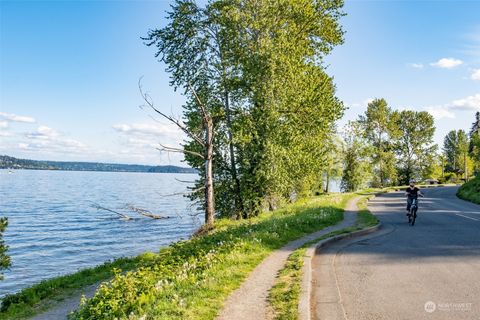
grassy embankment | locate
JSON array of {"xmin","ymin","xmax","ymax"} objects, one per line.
[
  {"xmin": 267, "ymin": 193, "xmax": 379, "ymax": 320},
  {"xmin": 0, "ymin": 193, "xmax": 356, "ymax": 320},
  {"xmin": 456, "ymin": 176, "xmax": 480, "ymax": 204}
]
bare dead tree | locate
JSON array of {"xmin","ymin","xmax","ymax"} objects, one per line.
[{"xmin": 139, "ymin": 78, "xmax": 215, "ymax": 226}]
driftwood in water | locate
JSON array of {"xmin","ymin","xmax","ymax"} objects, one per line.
[
  {"xmin": 90, "ymin": 202, "xmax": 133, "ymax": 220},
  {"xmin": 126, "ymin": 205, "xmax": 169, "ymax": 219}
]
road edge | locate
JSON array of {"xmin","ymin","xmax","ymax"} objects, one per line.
[{"xmin": 298, "ymin": 222, "xmax": 382, "ymax": 320}]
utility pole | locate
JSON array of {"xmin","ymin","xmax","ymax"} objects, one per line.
[{"xmin": 441, "ymin": 155, "xmax": 445, "ymax": 179}]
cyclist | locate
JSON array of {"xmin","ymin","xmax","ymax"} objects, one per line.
[{"xmin": 405, "ymin": 180, "xmax": 423, "ymax": 216}]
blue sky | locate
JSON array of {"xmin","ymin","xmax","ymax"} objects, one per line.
[{"xmin": 1, "ymin": 0, "xmax": 479, "ymax": 165}]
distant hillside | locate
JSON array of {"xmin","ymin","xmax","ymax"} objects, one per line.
[{"xmin": 0, "ymin": 155, "xmax": 197, "ymax": 174}]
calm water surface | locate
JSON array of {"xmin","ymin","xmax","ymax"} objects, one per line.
[{"xmin": 0, "ymin": 169, "xmax": 200, "ymax": 296}]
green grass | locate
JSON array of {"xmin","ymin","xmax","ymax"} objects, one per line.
[
  {"xmin": 456, "ymin": 176, "xmax": 480, "ymax": 204},
  {"xmin": 267, "ymin": 248, "xmax": 305, "ymax": 320},
  {"xmin": 267, "ymin": 195, "xmax": 379, "ymax": 320},
  {"xmin": 0, "ymin": 256, "xmax": 151, "ymax": 320},
  {"xmin": 0, "ymin": 193, "xmax": 355, "ymax": 320}
]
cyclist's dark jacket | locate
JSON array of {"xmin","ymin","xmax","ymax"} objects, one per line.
[{"xmin": 406, "ymin": 187, "xmax": 420, "ymax": 198}]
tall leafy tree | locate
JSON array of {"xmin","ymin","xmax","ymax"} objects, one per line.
[
  {"xmin": 443, "ymin": 129, "xmax": 471, "ymax": 179},
  {"xmin": 444, "ymin": 130, "xmax": 460, "ymax": 172},
  {"xmin": 323, "ymin": 135, "xmax": 344, "ymax": 193},
  {"xmin": 469, "ymin": 112, "xmax": 480, "ymax": 172},
  {"xmin": 341, "ymin": 122, "xmax": 372, "ymax": 191},
  {"xmin": 143, "ymin": 0, "xmax": 346, "ymax": 219},
  {"xmin": 393, "ymin": 110, "xmax": 437, "ymax": 184},
  {"xmin": 225, "ymin": 0, "xmax": 346, "ymax": 214},
  {"xmin": 358, "ymin": 98, "xmax": 398, "ymax": 187}
]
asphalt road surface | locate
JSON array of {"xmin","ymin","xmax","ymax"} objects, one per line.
[{"xmin": 311, "ymin": 186, "xmax": 480, "ymax": 320}]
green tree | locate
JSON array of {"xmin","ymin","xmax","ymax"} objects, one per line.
[
  {"xmin": 229, "ymin": 0, "xmax": 345, "ymax": 214},
  {"xmin": 341, "ymin": 122, "xmax": 372, "ymax": 191},
  {"xmin": 0, "ymin": 218, "xmax": 10, "ymax": 280},
  {"xmin": 444, "ymin": 130, "xmax": 460, "ymax": 172},
  {"xmin": 323, "ymin": 135, "xmax": 344, "ymax": 193},
  {"xmin": 143, "ymin": 0, "xmax": 346, "ymax": 219},
  {"xmin": 443, "ymin": 129, "xmax": 472, "ymax": 180},
  {"xmin": 457, "ymin": 129, "xmax": 471, "ymax": 180},
  {"xmin": 358, "ymin": 98, "xmax": 398, "ymax": 187},
  {"xmin": 393, "ymin": 110, "xmax": 437, "ymax": 184},
  {"xmin": 469, "ymin": 112, "xmax": 480, "ymax": 172}
]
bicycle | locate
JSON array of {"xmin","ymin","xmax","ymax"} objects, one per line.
[{"xmin": 408, "ymin": 197, "xmax": 418, "ymax": 226}]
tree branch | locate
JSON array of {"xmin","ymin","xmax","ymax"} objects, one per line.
[
  {"xmin": 157, "ymin": 143, "xmax": 205, "ymax": 159},
  {"xmin": 187, "ymin": 82, "xmax": 210, "ymax": 125},
  {"xmin": 157, "ymin": 186, "xmax": 205, "ymax": 197},
  {"xmin": 138, "ymin": 77, "xmax": 206, "ymax": 147}
]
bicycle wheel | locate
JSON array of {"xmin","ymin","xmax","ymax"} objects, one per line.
[{"xmin": 411, "ymin": 207, "xmax": 417, "ymax": 226}]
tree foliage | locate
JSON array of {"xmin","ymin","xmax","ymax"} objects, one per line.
[
  {"xmin": 443, "ymin": 129, "xmax": 473, "ymax": 179},
  {"xmin": 469, "ymin": 112, "xmax": 480, "ymax": 173},
  {"xmin": 393, "ymin": 110, "xmax": 437, "ymax": 184},
  {"xmin": 358, "ymin": 98, "xmax": 398, "ymax": 187},
  {"xmin": 0, "ymin": 218, "xmax": 10, "ymax": 280},
  {"xmin": 144, "ymin": 0, "xmax": 346, "ymax": 220},
  {"xmin": 341, "ymin": 122, "xmax": 372, "ymax": 191}
]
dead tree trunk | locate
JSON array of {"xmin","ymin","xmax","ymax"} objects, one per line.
[
  {"xmin": 205, "ymin": 119, "xmax": 215, "ymax": 226},
  {"xmin": 140, "ymin": 79, "xmax": 216, "ymax": 226}
]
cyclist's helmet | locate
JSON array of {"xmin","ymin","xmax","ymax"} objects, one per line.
[{"xmin": 409, "ymin": 179, "xmax": 415, "ymax": 186}]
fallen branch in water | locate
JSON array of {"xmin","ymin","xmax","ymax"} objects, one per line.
[
  {"xmin": 126, "ymin": 205, "xmax": 170, "ymax": 219},
  {"xmin": 90, "ymin": 202, "xmax": 133, "ymax": 220}
]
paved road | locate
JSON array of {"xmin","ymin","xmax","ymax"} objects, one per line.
[{"xmin": 311, "ymin": 186, "xmax": 480, "ymax": 320}]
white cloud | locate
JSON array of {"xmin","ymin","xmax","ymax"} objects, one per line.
[
  {"xmin": 112, "ymin": 122, "xmax": 186, "ymax": 164},
  {"xmin": 26, "ymin": 126, "xmax": 60, "ymax": 140},
  {"xmin": 0, "ymin": 112, "xmax": 36, "ymax": 123},
  {"xmin": 0, "ymin": 131, "xmax": 12, "ymax": 137},
  {"xmin": 37, "ymin": 126, "xmax": 60, "ymax": 138},
  {"xmin": 426, "ymin": 106, "xmax": 455, "ymax": 120},
  {"xmin": 471, "ymin": 69, "xmax": 480, "ymax": 81},
  {"xmin": 430, "ymin": 58, "xmax": 463, "ymax": 69},
  {"xmin": 449, "ymin": 93, "xmax": 480, "ymax": 111},
  {"xmin": 112, "ymin": 123, "xmax": 181, "ymax": 138},
  {"xmin": 23, "ymin": 125, "xmax": 87, "ymax": 153},
  {"xmin": 0, "ymin": 121, "xmax": 8, "ymax": 129},
  {"xmin": 345, "ymin": 98, "xmax": 374, "ymax": 109},
  {"xmin": 408, "ymin": 63, "xmax": 424, "ymax": 69}
]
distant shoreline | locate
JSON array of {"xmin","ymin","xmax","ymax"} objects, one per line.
[
  {"xmin": 1, "ymin": 168, "xmax": 198, "ymax": 174},
  {"xmin": 0, "ymin": 155, "xmax": 197, "ymax": 174}
]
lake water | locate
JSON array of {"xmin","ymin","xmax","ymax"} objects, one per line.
[{"xmin": 0, "ymin": 169, "xmax": 201, "ymax": 296}]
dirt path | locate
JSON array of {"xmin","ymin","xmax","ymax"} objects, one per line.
[
  {"xmin": 216, "ymin": 197, "xmax": 360, "ymax": 320},
  {"xmin": 30, "ymin": 283, "xmax": 99, "ymax": 320}
]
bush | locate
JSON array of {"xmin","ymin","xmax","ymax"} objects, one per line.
[{"xmin": 457, "ymin": 176, "xmax": 480, "ymax": 204}]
